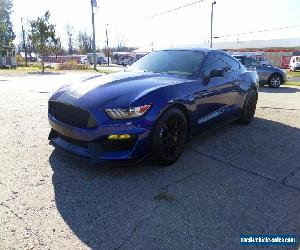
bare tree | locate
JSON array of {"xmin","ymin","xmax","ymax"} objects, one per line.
[
  {"xmin": 26, "ymin": 36, "xmax": 35, "ymax": 60},
  {"xmin": 66, "ymin": 24, "xmax": 74, "ymax": 55},
  {"xmin": 77, "ymin": 31, "xmax": 92, "ymax": 54},
  {"xmin": 52, "ymin": 37, "xmax": 63, "ymax": 62},
  {"xmin": 116, "ymin": 31, "xmax": 127, "ymax": 52}
]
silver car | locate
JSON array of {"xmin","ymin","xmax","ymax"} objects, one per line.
[{"xmin": 233, "ymin": 55, "xmax": 286, "ymax": 88}]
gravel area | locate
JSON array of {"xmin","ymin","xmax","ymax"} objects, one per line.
[{"xmin": 0, "ymin": 74, "xmax": 299, "ymax": 249}]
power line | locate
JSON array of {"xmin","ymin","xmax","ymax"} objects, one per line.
[
  {"xmin": 216, "ymin": 24, "xmax": 300, "ymax": 38},
  {"xmin": 166, "ymin": 24, "xmax": 300, "ymax": 45},
  {"xmin": 137, "ymin": 0, "xmax": 206, "ymax": 22}
]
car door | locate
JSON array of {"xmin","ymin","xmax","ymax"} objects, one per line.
[
  {"xmin": 195, "ymin": 52, "xmax": 236, "ymax": 127},
  {"xmin": 220, "ymin": 53, "xmax": 243, "ymax": 109}
]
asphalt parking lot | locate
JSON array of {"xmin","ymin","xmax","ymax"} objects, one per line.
[{"xmin": 0, "ymin": 73, "xmax": 300, "ymax": 250}]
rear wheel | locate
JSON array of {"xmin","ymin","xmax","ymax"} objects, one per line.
[
  {"xmin": 268, "ymin": 74, "xmax": 282, "ymax": 88},
  {"xmin": 151, "ymin": 108, "xmax": 188, "ymax": 166},
  {"xmin": 238, "ymin": 89, "xmax": 258, "ymax": 124}
]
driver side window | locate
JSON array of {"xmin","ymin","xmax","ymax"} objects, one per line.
[{"xmin": 203, "ymin": 53, "xmax": 228, "ymax": 77}]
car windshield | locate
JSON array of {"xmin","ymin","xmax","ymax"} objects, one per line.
[
  {"xmin": 235, "ymin": 56, "xmax": 259, "ymax": 67},
  {"xmin": 296, "ymin": 57, "xmax": 300, "ymax": 62},
  {"xmin": 128, "ymin": 50, "xmax": 205, "ymax": 76}
]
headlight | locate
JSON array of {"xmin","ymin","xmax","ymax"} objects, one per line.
[{"xmin": 105, "ymin": 105, "xmax": 151, "ymax": 119}]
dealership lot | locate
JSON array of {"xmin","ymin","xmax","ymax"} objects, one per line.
[{"xmin": 0, "ymin": 73, "xmax": 299, "ymax": 249}]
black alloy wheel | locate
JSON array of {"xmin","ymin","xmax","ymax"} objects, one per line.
[
  {"xmin": 152, "ymin": 108, "xmax": 188, "ymax": 165},
  {"xmin": 238, "ymin": 89, "xmax": 258, "ymax": 124}
]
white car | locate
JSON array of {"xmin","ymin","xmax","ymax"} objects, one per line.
[
  {"xmin": 289, "ymin": 56, "xmax": 300, "ymax": 72},
  {"xmin": 80, "ymin": 56, "xmax": 88, "ymax": 64}
]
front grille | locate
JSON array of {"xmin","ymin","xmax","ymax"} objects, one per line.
[{"xmin": 49, "ymin": 101, "xmax": 97, "ymax": 129}]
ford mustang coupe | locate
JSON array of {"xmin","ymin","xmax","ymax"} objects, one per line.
[{"xmin": 48, "ymin": 48, "xmax": 258, "ymax": 165}]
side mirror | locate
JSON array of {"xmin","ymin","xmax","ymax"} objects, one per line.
[
  {"xmin": 203, "ymin": 69, "xmax": 224, "ymax": 85},
  {"xmin": 210, "ymin": 69, "xmax": 224, "ymax": 78}
]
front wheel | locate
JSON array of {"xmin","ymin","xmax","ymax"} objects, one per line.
[
  {"xmin": 268, "ymin": 74, "xmax": 282, "ymax": 88},
  {"xmin": 238, "ymin": 89, "xmax": 258, "ymax": 124},
  {"xmin": 151, "ymin": 108, "xmax": 188, "ymax": 166}
]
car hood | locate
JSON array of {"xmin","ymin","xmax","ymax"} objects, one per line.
[{"xmin": 50, "ymin": 71, "xmax": 192, "ymax": 109}]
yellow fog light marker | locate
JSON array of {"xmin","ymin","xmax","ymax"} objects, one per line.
[
  {"xmin": 119, "ymin": 134, "xmax": 131, "ymax": 139},
  {"xmin": 108, "ymin": 134, "xmax": 131, "ymax": 140}
]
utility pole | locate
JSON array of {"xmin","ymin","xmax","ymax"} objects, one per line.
[
  {"xmin": 21, "ymin": 18, "xmax": 28, "ymax": 66},
  {"xmin": 210, "ymin": 1, "xmax": 216, "ymax": 48},
  {"xmin": 90, "ymin": 0, "xmax": 97, "ymax": 70},
  {"xmin": 105, "ymin": 24, "xmax": 109, "ymax": 66}
]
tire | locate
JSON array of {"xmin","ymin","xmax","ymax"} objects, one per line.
[
  {"xmin": 268, "ymin": 74, "xmax": 282, "ymax": 88},
  {"xmin": 151, "ymin": 108, "xmax": 188, "ymax": 166},
  {"xmin": 238, "ymin": 89, "xmax": 258, "ymax": 124}
]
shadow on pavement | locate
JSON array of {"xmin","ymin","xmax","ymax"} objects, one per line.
[
  {"xmin": 49, "ymin": 117, "xmax": 300, "ymax": 249},
  {"xmin": 189, "ymin": 117, "xmax": 300, "ymax": 181},
  {"xmin": 259, "ymin": 86, "xmax": 300, "ymax": 93}
]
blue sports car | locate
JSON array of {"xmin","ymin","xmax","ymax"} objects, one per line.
[{"xmin": 48, "ymin": 48, "xmax": 259, "ymax": 165}]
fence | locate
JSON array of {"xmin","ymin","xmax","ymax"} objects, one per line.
[{"xmin": 43, "ymin": 55, "xmax": 84, "ymax": 63}]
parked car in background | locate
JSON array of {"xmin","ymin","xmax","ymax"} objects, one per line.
[
  {"xmin": 29, "ymin": 57, "xmax": 37, "ymax": 62},
  {"xmin": 80, "ymin": 55, "xmax": 107, "ymax": 65},
  {"xmin": 289, "ymin": 56, "xmax": 300, "ymax": 72},
  {"xmin": 231, "ymin": 52, "xmax": 271, "ymax": 66},
  {"xmin": 112, "ymin": 52, "xmax": 135, "ymax": 66},
  {"xmin": 80, "ymin": 56, "xmax": 87, "ymax": 64},
  {"xmin": 115, "ymin": 57, "xmax": 134, "ymax": 66},
  {"xmin": 86, "ymin": 53, "xmax": 106, "ymax": 65},
  {"xmin": 97, "ymin": 57, "xmax": 108, "ymax": 65},
  {"xmin": 48, "ymin": 48, "xmax": 258, "ymax": 165},
  {"xmin": 233, "ymin": 55, "xmax": 286, "ymax": 88}
]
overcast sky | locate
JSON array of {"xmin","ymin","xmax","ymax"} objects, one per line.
[{"xmin": 11, "ymin": 0, "xmax": 300, "ymax": 49}]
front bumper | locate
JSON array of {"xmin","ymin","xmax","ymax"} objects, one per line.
[{"xmin": 48, "ymin": 114, "xmax": 152, "ymax": 164}]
